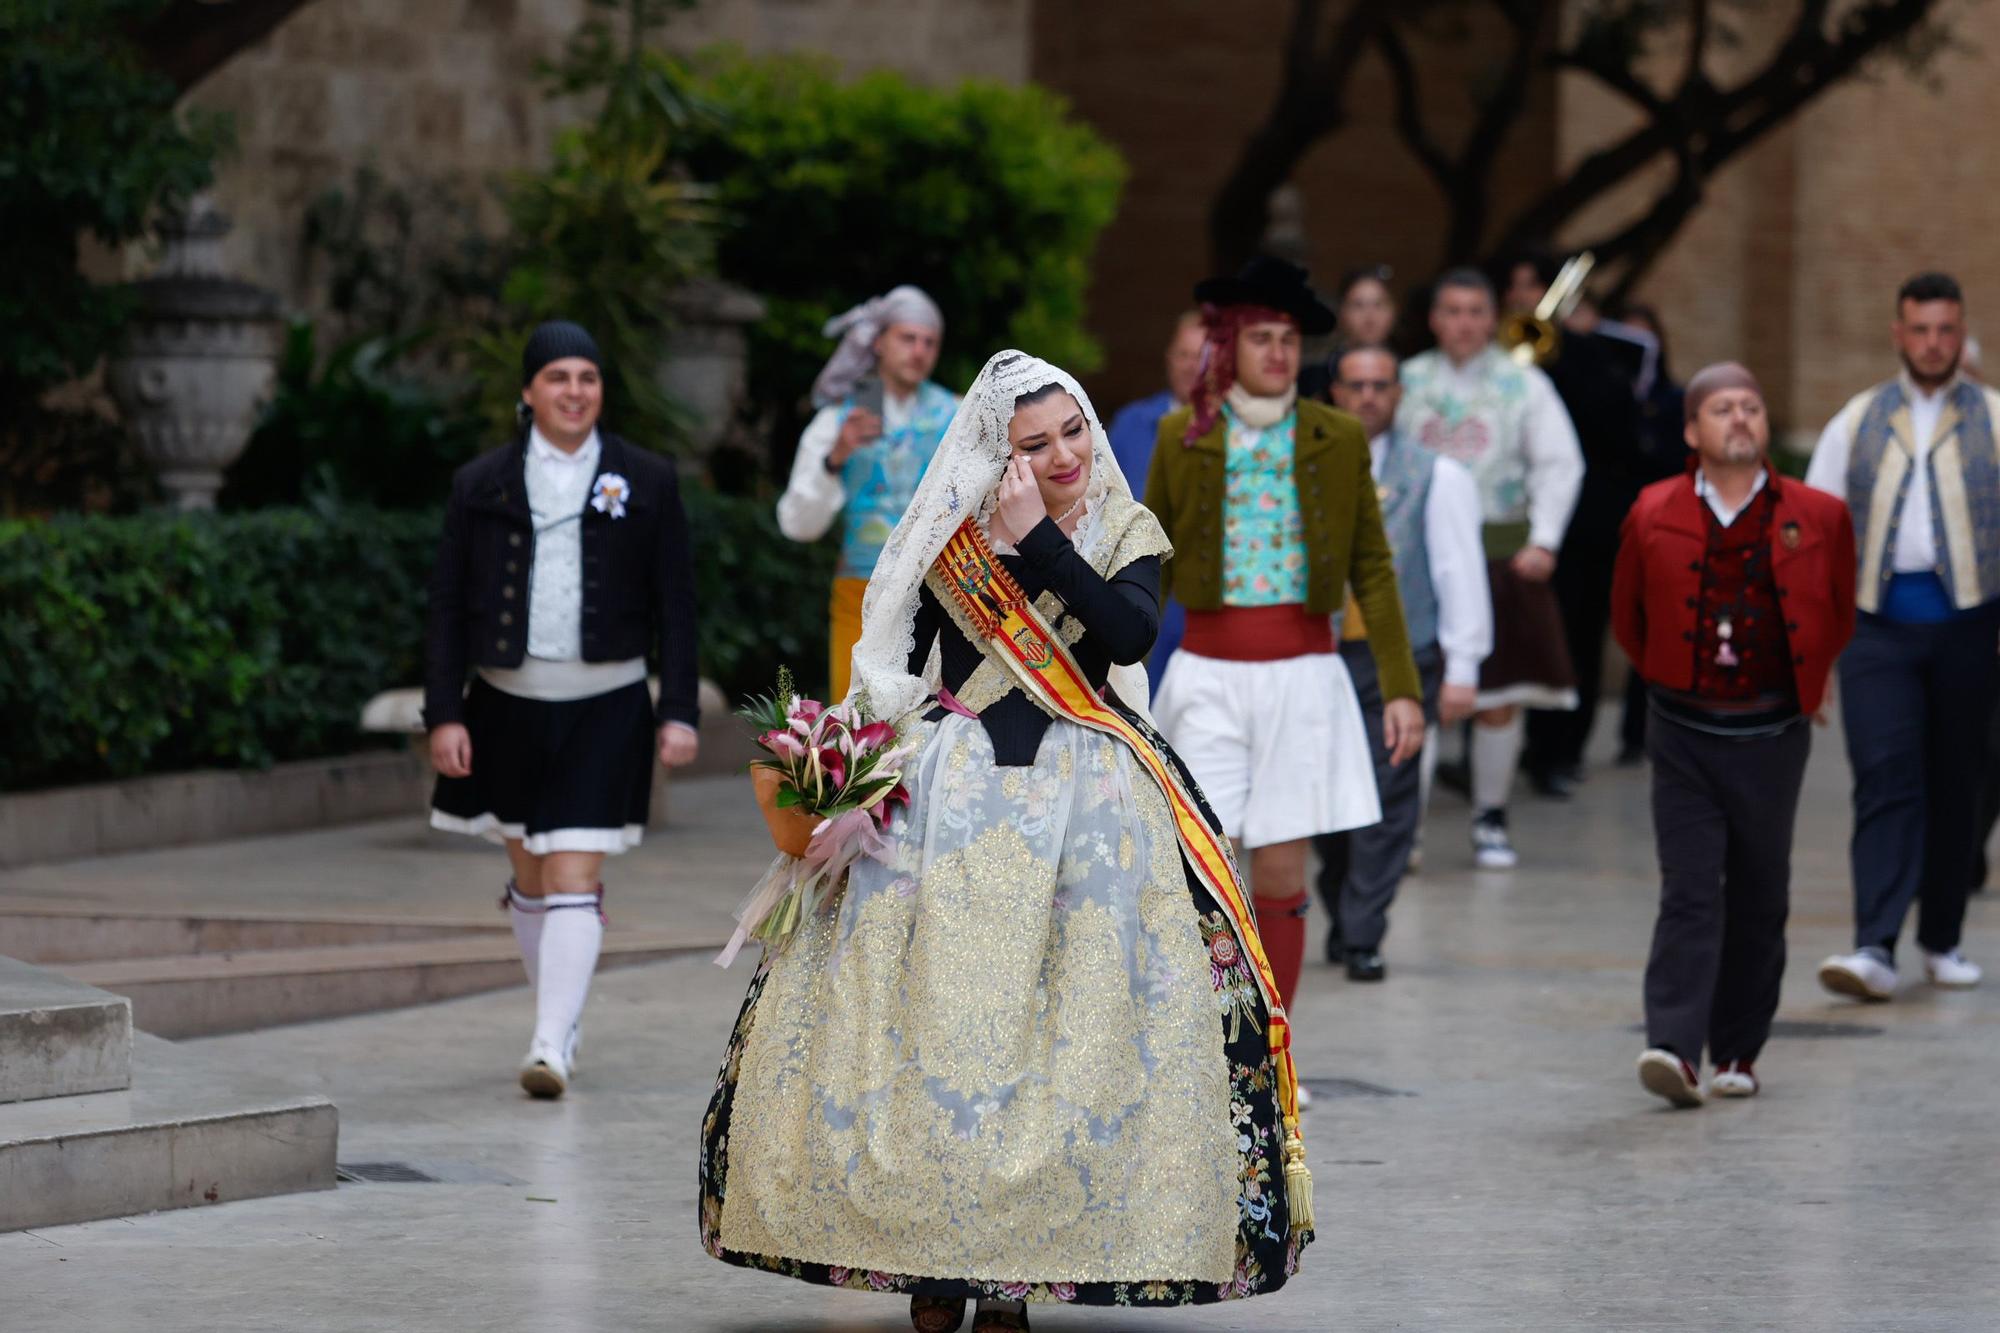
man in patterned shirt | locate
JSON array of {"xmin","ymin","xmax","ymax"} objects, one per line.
[
  {"xmin": 1146, "ymin": 255, "xmax": 1423, "ymax": 1038},
  {"xmin": 778, "ymin": 286, "xmax": 958, "ymax": 700}
]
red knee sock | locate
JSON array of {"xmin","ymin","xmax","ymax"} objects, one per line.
[{"xmin": 1254, "ymin": 891, "xmax": 1310, "ymax": 1013}]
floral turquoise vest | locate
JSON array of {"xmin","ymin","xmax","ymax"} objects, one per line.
[
  {"xmin": 1221, "ymin": 404, "xmax": 1308, "ymax": 606},
  {"xmin": 835, "ymin": 381, "xmax": 957, "ymax": 578}
]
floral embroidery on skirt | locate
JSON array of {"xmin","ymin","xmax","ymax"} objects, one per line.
[{"xmin": 698, "ymin": 707, "xmax": 1310, "ymax": 1305}]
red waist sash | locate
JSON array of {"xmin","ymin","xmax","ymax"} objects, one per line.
[{"xmin": 1182, "ymin": 604, "xmax": 1335, "ymax": 661}]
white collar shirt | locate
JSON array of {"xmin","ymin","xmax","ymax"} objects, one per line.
[
  {"xmin": 524, "ymin": 427, "xmax": 602, "ymax": 660},
  {"xmin": 1695, "ymin": 466, "xmax": 1769, "ymax": 529}
]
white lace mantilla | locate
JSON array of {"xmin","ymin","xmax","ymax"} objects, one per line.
[{"xmin": 847, "ymin": 350, "xmax": 1168, "ymax": 729}]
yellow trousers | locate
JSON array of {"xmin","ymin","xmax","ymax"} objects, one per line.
[{"xmin": 828, "ymin": 576, "xmax": 868, "ymax": 702}]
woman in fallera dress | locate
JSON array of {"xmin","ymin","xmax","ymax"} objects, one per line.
[{"xmin": 699, "ymin": 351, "xmax": 1313, "ymax": 1331}]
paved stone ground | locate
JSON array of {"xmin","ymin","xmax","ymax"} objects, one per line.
[
  {"xmin": 0, "ymin": 775, "xmax": 771, "ymax": 948},
  {"xmin": 5, "ymin": 715, "xmax": 2000, "ymax": 1331}
]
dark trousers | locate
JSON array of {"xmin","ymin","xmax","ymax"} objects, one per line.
[
  {"xmin": 1973, "ymin": 696, "xmax": 2000, "ymax": 886},
  {"xmin": 1644, "ymin": 714, "xmax": 1810, "ymax": 1066},
  {"xmin": 1839, "ymin": 604, "xmax": 2000, "ymax": 955},
  {"xmin": 1313, "ymin": 642, "xmax": 1444, "ymax": 951},
  {"xmin": 1527, "ymin": 532, "xmax": 1619, "ymax": 772},
  {"xmin": 1620, "ymin": 673, "xmax": 1649, "ymax": 756}
]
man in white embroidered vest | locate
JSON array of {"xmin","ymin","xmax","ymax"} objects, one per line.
[
  {"xmin": 1397, "ymin": 269, "xmax": 1585, "ymax": 870},
  {"xmin": 1313, "ymin": 344, "xmax": 1491, "ymax": 981},
  {"xmin": 777, "ymin": 285, "xmax": 957, "ymax": 700},
  {"xmin": 1808, "ymin": 272, "xmax": 2000, "ymax": 1001},
  {"xmin": 1147, "ymin": 256, "xmax": 1425, "ymax": 1052}
]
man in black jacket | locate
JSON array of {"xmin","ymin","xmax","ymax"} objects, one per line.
[
  {"xmin": 1501, "ymin": 253, "xmax": 1646, "ymax": 796},
  {"xmin": 425, "ymin": 320, "xmax": 699, "ymax": 1099}
]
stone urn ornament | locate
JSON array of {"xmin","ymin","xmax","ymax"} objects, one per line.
[
  {"xmin": 655, "ymin": 275, "xmax": 766, "ymax": 453},
  {"xmin": 106, "ymin": 198, "xmax": 283, "ymax": 510}
]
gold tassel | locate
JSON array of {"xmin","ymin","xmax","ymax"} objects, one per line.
[{"xmin": 1282, "ymin": 1116, "xmax": 1315, "ymax": 1232}]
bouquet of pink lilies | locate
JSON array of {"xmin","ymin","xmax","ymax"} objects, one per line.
[{"xmin": 715, "ymin": 668, "xmax": 917, "ymax": 967}]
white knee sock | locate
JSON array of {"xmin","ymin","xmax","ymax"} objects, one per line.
[
  {"xmin": 1471, "ymin": 716, "xmax": 1523, "ymax": 814},
  {"xmin": 532, "ymin": 887, "xmax": 604, "ymax": 1057},
  {"xmin": 505, "ymin": 882, "xmax": 544, "ymax": 988}
]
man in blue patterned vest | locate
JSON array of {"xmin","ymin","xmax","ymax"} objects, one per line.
[
  {"xmin": 1312, "ymin": 344, "xmax": 1492, "ymax": 980},
  {"xmin": 778, "ymin": 286, "xmax": 958, "ymax": 700},
  {"xmin": 1807, "ymin": 272, "xmax": 2000, "ymax": 1001}
]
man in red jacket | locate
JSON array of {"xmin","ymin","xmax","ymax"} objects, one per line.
[{"xmin": 1612, "ymin": 362, "xmax": 1856, "ymax": 1108}]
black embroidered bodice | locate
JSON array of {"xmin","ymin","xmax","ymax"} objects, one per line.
[{"xmin": 904, "ymin": 517, "xmax": 1161, "ymax": 766}]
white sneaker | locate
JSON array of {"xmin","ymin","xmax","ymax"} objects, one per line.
[
  {"xmin": 1471, "ymin": 811, "xmax": 1518, "ymax": 869},
  {"xmin": 1711, "ymin": 1060, "xmax": 1759, "ymax": 1098},
  {"xmin": 519, "ymin": 1038, "xmax": 570, "ymax": 1099},
  {"xmin": 1817, "ymin": 948, "xmax": 1897, "ymax": 1001},
  {"xmin": 1924, "ymin": 950, "xmax": 1982, "ymax": 989},
  {"xmin": 1296, "ymin": 1083, "xmax": 1314, "ymax": 1112},
  {"xmin": 1637, "ymin": 1048, "xmax": 1704, "ymax": 1108}
]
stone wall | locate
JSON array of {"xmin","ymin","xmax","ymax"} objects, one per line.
[
  {"xmin": 1555, "ymin": 6, "xmax": 2000, "ymax": 446},
  {"xmin": 182, "ymin": 0, "xmax": 1031, "ymax": 313},
  {"xmin": 181, "ymin": 0, "xmax": 1989, "ymax": 444},
  {"xmin": 1032, "ymin": 3, "xmax": 1560, "ymax": 412}
]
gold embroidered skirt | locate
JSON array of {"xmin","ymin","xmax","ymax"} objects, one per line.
[{"xmin": 701, "ymin": 712, "xmax": 1313, "ymax": 1305}]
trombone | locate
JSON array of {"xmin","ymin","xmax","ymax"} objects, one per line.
[{"xmin": 1499, "ymin": 251, "xmax": 1596, "ymax": 368}]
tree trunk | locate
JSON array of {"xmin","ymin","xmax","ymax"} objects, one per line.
[
  {"xmin": 130, "ymin": 0, "xmax": 319, "ymax": 93},
  {"xmin": 1207, "ymin": 0, "xmax": 1395, "ymax": 272}
]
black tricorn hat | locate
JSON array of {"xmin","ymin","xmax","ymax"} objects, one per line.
[{"xmin": 1193, "ymin": 255, "xmax": 1337, "ymax": 336}]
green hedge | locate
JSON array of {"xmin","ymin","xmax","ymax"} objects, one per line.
[
  {"xmin": 0, "ymin": 492, "xmax": 834, "ymax": 791},
  {"xmin": 672, "ymin": 52, "xmax": 1125, "ymax": 456}
]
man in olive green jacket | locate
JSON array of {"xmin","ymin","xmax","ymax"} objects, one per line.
[{"xmin": 1146, "ymin": 255, "xmax": 1423, "ymax": 1031}]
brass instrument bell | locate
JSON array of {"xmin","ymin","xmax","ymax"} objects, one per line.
[{"xmin": 1499, "ymin": 251, "xmax": 1596, "ymax": 368}]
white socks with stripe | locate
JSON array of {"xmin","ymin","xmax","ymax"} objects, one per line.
[
  {"xmin": 532, "ymin": 887, "xmax": 604, "ymax": 1059},
  {"xmin": 1471, "ymin": 715, "xmax": 1523, "ymax": 814},
  {"xmin": 505, "ymin": 882, "xmax": 544, "ymax": 987}
]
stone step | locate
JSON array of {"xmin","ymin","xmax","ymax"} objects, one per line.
[
  {"xmin": 0, "ymin": 1030, "xmax": 335, "ymax": 1232},
  {"xmin": 0, "ymin": 904, "xmax": 504, "ymax": 965},
  {"xmin": 0, "ymin": 956, "xmax": 131, "ymax": 1105},
  {"xmin": 60, "ymin": 933, "xmax": 705, "ymax": 1038}
]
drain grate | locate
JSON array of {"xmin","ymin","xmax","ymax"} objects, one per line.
[
  {"xmin": 337, "ymin": 1162, "xmax": 441, "ymax": 1184},
  {"xmin": 1301, "ymin": 1076, "xmax": 1416, "ymax": 1099}
]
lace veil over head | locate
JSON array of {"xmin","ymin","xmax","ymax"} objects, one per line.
[{"xmin": 844, "ymin": 349, "xmax": 1152, "ymax": 725}]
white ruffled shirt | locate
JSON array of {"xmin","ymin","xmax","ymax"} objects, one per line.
[{"xmin": 525, "ymin": 427, "xmax": 600, "ymax": 660}]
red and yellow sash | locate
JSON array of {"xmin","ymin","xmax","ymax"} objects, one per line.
[{"xmin": 928, "ymin": 519, "xmax": 1313, "ymax": 1227}]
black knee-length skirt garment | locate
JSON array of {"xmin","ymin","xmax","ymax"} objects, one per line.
[{"xmin": 430, "ymin": 677, "xmax": 654, "ymax": 855}]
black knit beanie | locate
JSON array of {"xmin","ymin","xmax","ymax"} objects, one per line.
[{"xmin": 521, "ymin": 320, "xmax": 603, "ymax": 385}]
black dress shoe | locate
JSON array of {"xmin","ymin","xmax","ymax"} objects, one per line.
[
  {"xmin": 1324, "ymin": 926, "xmax": 1346, "ymax": 966},
  {"xmin": 1526, "ymin": 766, "xmax": 1577, "ymax": 800},
  {"xmin": 1344, "ymin": 949, "xmax": 1386, "ymax": 982}
]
